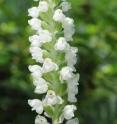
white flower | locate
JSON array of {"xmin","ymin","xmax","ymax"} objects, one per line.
[
  {"xmin": 62, "ymin": 17, "xmax": 75, "ymax": 41},
  {"xmin": 28, "ymin": 7, "xmax": 40, "ymax": 18},
  {"xmin": 42, "ymin": 58, "xmax": 58, "ymax": 73},
  {"xmin": 38, "ymin": 30, "xmax": 52, "ymax": 43},
  {"xmin": 34, "ymin": 78, "xmax": 48, "ymax": 94},
  {"xmin": 61, "ymin": 1, "xmax": 71, "ymax": 12},
  {"xmin": 68, "ymin": 73, "xmax": 80, "ymax": 86},
  {"xmin": 60, "ymin": 66, "xmax": 74, "ymax": 81},
  {"xmin": 43, "ymin": 90, "xmax": 63, "ymax": 105},
  {"xmin": 65, "ymin": 47, "xmax": 78, "ymax": 68},
  {"xmin": 29, "ymin": 30, "xmax": 52, "ymax": 47},
  {"xmin": 63, "ymin": 105, "xmax": 77, "ymax": 120},
  {"xmin": 29, "ymin": 46, "xmax": 44, "ymax": 63},
  {"xmin": 68, "ymin": 93, "xmax": 77, "ymax": 103},
  {"xmin": 28, "ymin": 65, "xmax": 42, "ymax": 80},
  {"xmin": 38, "ymin": 1, "xmax": 49, "ymax": 12},
  {"xmin": 67, "ymin": 74, "xmax": 79, "ymax": 102},
  {"xmin": 35, "ymin": 115, "xmax": 49, "ymax": 124},
  {"xmin": 28, "ymin": 99, "xmax": 43, "ymax": 114},
  {"xmin": 63, "ymin": 17, "xmax": 74, "ymax": 29},
  {"xmin": 55, "ymin": 37, "xmax": 69, "ymax": 51},
  {"xmin": 28, "ymin": 18, "xmax": 41, "ymax": 30},
  {"xmin": 53, "ymin": 9, "xmax": 65, "ymax": 22},
  {"xmin": 66, "ymin": 118, "xmax": 79, "ymax": 124},
  {"xmin": 29, "ymin": 35, "xmax": 41, "ymax": 47}
]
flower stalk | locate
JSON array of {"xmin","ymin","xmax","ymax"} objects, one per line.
[{"xmin": 28, "ymin": 0, "xmax": 79, "ymax": 124}]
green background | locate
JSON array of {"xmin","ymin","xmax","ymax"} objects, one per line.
[{"xmin": 0, "ymin": 0, "xmax": 117, "ymax": 124}]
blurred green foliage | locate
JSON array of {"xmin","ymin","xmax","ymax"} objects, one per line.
[{"xmin": 0, "ymin": 0, "xmax": 117, "ymax": 124}]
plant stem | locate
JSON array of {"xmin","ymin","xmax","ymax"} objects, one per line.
[{"xmin": 53, "ymin": 119, "xmax": 59, "ymax": 124}]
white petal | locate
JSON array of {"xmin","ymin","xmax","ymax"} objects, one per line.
[
  {"xmin": 28, "ymin": 65, "xmax": 42, "ymax": 80},
  {"xmin": 28, "ymin": 18, "xmax": 41, "ymax": 30},
  {"xmin": 65, "ymin": 47, "xmax": 78, "ymax": 67},
  {"xmin": 29, "ymin": 46, "xmax": 44, "ymax": 63},
  {"xmin": 53, "ymin": 9, "xmax": 65, "ymax": 22},
  {"xmin": 29, "ymin": 35, "xmax": 41, "ymax": 47},
  {"xmin": 60, "ymin": 66, "xmax": 74, "ymax": 81},
  {"xmin": 62, "ymin": 17, "xmax": 75, "ymax": 41},
  {"xmin": 43, "ymin": 90, "xmax": 63, "ymax": 105},
  {"xmin": 28, "ymin": 65, "xmax": 42, "ymax": 73},
  {"xmin": 42, "ymin": 58, "xmax": 58, "ymax": 73},
  {"xmin": 68, "ymin": 73, "xmax": 80, "ymax": 85},
  {"xmin": 67, "ymin": 74, "xmax": 79, "ymax": 102},
  {"xmin": 38, "ymin": 1, "xmax": 49, "ymax": 12},
  {"xmin": 68, "ymin": 92, "xmax": 77, "ymax": 103},
  {"xmin": 34, "ymin": 78, "xmax": 48, "ymax": 94},
  {"xmin": 28, "ymin": 99, "xmax": 43, "ymax": 114},
  {"xmin": 28, "ymin": 7, "xmax": 40, "ymax": 18},
  {"xmin": 63, "ymin": 105, "xmax": 77, "ymax": 120},
  {"xmin": 66, "ymin": 118, "xmax": 79, "ymax": 124},
  {"xmin": 55, "ymin": 37, "xmax": 69, "ymax": 51},
  {"xmin": 35, "ymin": 115, "xmax": 49, "ymax": 124},
  {"xmin": 38, "ymin": 30, "xmax": 52, "ymax": 43}
]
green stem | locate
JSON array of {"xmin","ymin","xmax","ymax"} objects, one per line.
[{"xmin": 53, "ymin": 119, "xmax": 59, "ymax": 124}]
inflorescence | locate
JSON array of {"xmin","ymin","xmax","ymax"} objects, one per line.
[{"xmin": 28, "ymin": 0, "xmax": 79, "ymax": 124}]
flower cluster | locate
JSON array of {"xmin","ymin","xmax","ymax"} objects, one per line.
[{"xmin": 28, "ymin": 0, "xmax": 79, "ymax": 124}]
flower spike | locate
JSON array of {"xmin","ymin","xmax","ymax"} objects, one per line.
[{"xmin": 28, "ymin": 0, "xmax": 79, "ymax": 123}]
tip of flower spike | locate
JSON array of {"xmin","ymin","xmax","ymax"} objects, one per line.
[{"xmin": 61, "ymin": 1, "xmax": 71, "ymax": 12}]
